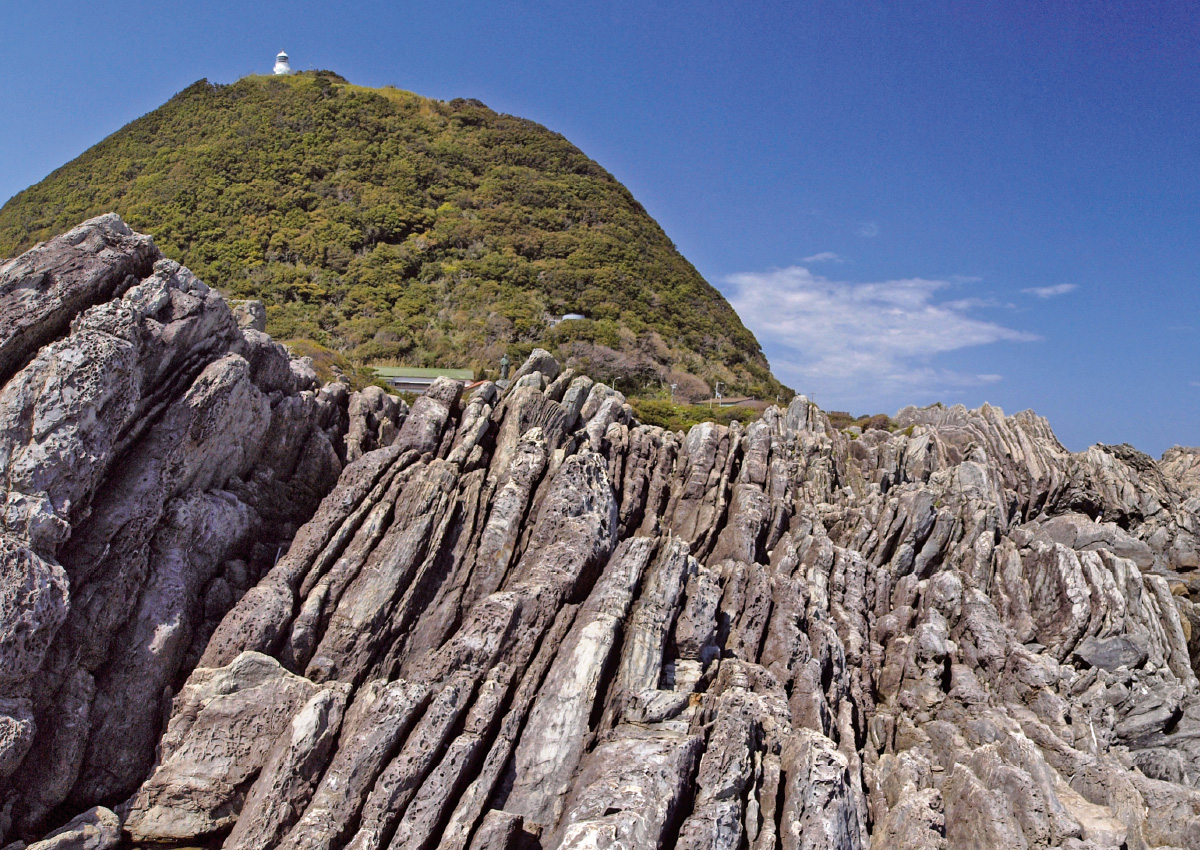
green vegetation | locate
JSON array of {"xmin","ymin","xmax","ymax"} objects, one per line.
[
  {"xmin": 827, "ymin": 411, "xmax": 891, "ymax": 432},
  {"xmin": 629, "ymin": 397, "xmax": 763, "ymax": 433},
  {"xmin": 0, "ymin": 71, "xmax": 786, "ymax": 399},
  {"xmin": 826, "ymin": 410, "xmax": 915, "ymax": 435},
  {"xmin": 280, "ymin": 338, "xmax": 388, "ymax": 391}
]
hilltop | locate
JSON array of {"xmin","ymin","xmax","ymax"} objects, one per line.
[{"xmin": 0, "ymin": 71, "xmax": 784, "ymax": 400}]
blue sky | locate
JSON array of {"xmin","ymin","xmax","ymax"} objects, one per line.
[{"xmin": 2, "ymin": 1, "xmax": 1197, "ymax": 454}]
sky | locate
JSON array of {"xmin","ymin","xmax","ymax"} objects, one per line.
[{"xmin": 2, "ymin": 1, "xmax": 1197, "ymax": 454}]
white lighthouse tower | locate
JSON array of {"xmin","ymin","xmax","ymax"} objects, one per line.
[{"xmin": 273, "ymin": 51, "xmax": 292, "ymax": 75}]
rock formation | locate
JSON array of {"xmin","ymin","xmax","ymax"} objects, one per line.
[
  {"xmin": 4, "ymin": 217, "xmax": 1200, "ymax": 849},
  {"xmin": 0, "ymin": 216, "xmax": 376, "ymax": 843}
]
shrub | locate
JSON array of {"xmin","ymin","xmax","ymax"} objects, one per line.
[{"xmin": 630, "ymin": 398, "xmax": 763, "ymax": 433}]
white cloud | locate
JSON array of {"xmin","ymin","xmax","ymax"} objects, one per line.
[
  {"xmin": 802, "ymin": 251, "xmax": 844, "ymax": 263},
  {"xmin": 725, "ymin": 266, "xmax": 1036, "ymax": 408},
  {"xmin": 1022, "ymin": 283, "xmax": 1077, "ymax": 298},
  {"xmin": 858, "ymin": 221, "xmax": 880, "ymax": 238}
]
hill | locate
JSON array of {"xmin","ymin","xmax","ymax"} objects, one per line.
[{"xmin": 0, "ymin": 71, "xmax": 785, "ymax": 400}]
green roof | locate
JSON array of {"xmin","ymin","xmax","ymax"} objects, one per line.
[{"xmin": 373, "ymin": 367, "xmax": 474, "ymax": 380}]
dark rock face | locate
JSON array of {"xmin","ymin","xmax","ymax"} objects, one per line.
[
  {"xmin": 5, "ymin": 217, "xmax": 1200, "ymax": 850},
  {"xmin": 0, "ymin": 213, "xmax": 158, "ymax": 385},
  {"xmin": 0, "ymin": 217, "xmax": 374, "ymax": 842}
]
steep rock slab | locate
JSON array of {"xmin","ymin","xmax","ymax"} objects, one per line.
[
  {"xmin": 221, "ymin": 683, "xmax": 351, "ymax": 850},
  {"xmin": 0, "ymin": 538, "xmax": 67, "ymax": 708},
  {"xmin": 124, "ymin": 652, "xmax": 326, "ymax": 842},
  {"xmin": 0, "ymin": 216, "xmax": 352, "ymax": 843},
  {"xmin": 0, "ymin": 213, "xmax": 157, "ymax": 383},
  {"xmin": 550, "ymin": 729, "xmax": 704, "ymax": 850},
  {"xmin": 73, "ymin": 491, "xmax": 256, "ymax": 805},
  {"xmin": 504, "ymin": 537, "xmax": 656, "ymax": 830}
]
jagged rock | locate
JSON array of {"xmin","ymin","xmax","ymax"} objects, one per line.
[
  {"xmin": 559, "ymin": 375, "xmax": 594, "ymax": 430},
  {"xmin": 468, "ymin": 810, "xmax": 524, "ymax": 850},
  {"xmin": 509, "ymin": 348, "xmax": 560, "ymax": 387},
  {"xmin": 274, "ymin": 678, "xmax": 429, "ymax": 850},
  {"xmin": 505, "ymin": 538, "xmax": 656, "ymax": 829},
  {"xmin": 291, "ymin": 356, "xmax": 320, "ymax": 392},
  {"xmin": 550, "ymin": 730, "xmax": 703, "ymax": 849},
  {"xmin": 344, "ymin": 386, "xmax": 406, "ymax": 463},
  {"xmin": 1072, "ymin": 634, "xmax": 1148, "ymax": 672},
  {"xmin": 0, "ymin": 214, "xmax": 156, "ymax": 383},
  {"xmin": 0, "ymin": 217, "xmax": 349, "ymax": 843},
  {"xmin": 394, "ymin": 377, "xmax": 461, "ymax": 456},
  {"xmin": 71, "ymin": 491, "xmax": 256, "ymax": 806},
  {"xmin": 24, "ymin": 806, "xmax": 118, "ymax": 850},
  {"xmin": 231, "ymin": 299, "xmax": 267, "ymax": 332},
  {"xmin": 0, "ymin": 540, "xmax": 67, "ymax": 696},
  {"xmin": 9, "ymin": 216, "xmax": 1200, "ymax": 850},
  {"xmin": 123, "ymin": 652, "xmax": 327, "ymax": 842},
  {"xmin": 779, "ymin": 729, "xmax": 866, "ymax": 850},
  {"xmin": 222, "ymin": 683, "xmax": 351, "ymax": 850},
  {"xmin": 0, "ymin": 699, "xmax": 34, "ymax": 781}
]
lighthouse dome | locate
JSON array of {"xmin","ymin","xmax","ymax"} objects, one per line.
[{"xmin": 273, "ymin": 51, "xmax": 292, "ymax": 75}]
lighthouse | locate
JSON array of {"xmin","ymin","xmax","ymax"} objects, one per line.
[{"xmin": 273, "ymin": 51, "xmax": 292, "ymax": 75}]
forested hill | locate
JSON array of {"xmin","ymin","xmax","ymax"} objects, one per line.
[{"xmin": 0, "ymin": 71, "xmax": 784, "ymax": 400}]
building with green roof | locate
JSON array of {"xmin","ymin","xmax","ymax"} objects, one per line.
[{"xmin": 373, "ymin": 367, "xmax": 475, "ymax": 395}]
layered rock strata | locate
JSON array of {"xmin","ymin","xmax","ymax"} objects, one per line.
[
  {"xmin": 0, "ymin": 216, "xmax": 384, "ymax": 843},
  {"xmin": 4, "ymin": 217, "xmax": 1200, "ymax": 850},
  {"xmin": 128, "ymin": 365, "xmax": 1200, "ymax": 848}
]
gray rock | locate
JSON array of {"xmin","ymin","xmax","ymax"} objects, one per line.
[
  {"xmin": 345, "ymin": 386, "xmax": 405, "ymax": 463},
  {"xmin": 234, "ymin": 328, "xmax": 296, "ymax": 394},
  {"xmin": 508, "ymin": 349, "xmax": 560, "ymax": 387},
  {"xmin": 0, "ymin": 217, "xmax": 350, "ymax": 840},
  {"xmin": 558, "ymin": 375, "xmax": 594, "ymax": 430},
  {"xmin": 24, "ymin": 807, "xmax": 118, "ymax": 850},
  {"xmin": 291, "ymin": 356, "xmax": 319, "ymax": 391},
  {"xmin": 0, "ymin": 539, "xmax": 67, "ymax": 692},
  {"xmin": 0, "ymin": 214, "xmax": 156, "ymax": 383},
  {"xmin": 73, "ymin": 491, "xmax": 255, "ymax": 805},
  {"xmin": 1072, "ymin": 634, "xmax": 1148, "ymax": 672},
  {"xmin": 124, "ymin": 652, "xmax": 325, "ymax": 842},
  {"xmin": 231, "ymin": 299, "xmax": 267, "ymax": 332},
  {"xmin": 505, "ymin": 538, "xmax": 656, "ymax": 829},
  {"xmin": 0, "ymin": 698, "xmax": 35, "ymax": 780},
  {"xmin": 222, "ymin": 683, "xmax": 350, "ymax": 850},
  {"xmin": 346, "ymin": 674, "xmax": 475, "ymax": 850},
  {"xmin": 550, "ymin": 730, "xmax": 703, "ymax": 849},
  {"xmin": 393, "ymin": 377, "xmax": 460, "ymax": 455},
  {"xmin": 274, "ymin": 678, "xmax": 429, "ymax": 850},
  {"xmin": 779, "ymin": 729, "xmax": 866, "ymax": 850},
  {"xmin": 467, "ymin": 810, "xmax": 523, "ymax": 850}
]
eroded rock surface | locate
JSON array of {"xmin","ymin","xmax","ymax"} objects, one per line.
[
  {"xmin": 5, "ymin": 217, "xmax": 1200, "ymax": 850},
  {"xmin": 113, "ymin": 364, "xmax": 1200, "ymax": 850},
  {"xmin": 0, "ymin": 217, "xmax": 392, "ymax": 843}
]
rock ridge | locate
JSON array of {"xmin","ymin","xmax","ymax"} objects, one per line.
[
  {"xmin": 0, "ymin": 216, "xmax": 386, "ymax": 842},
  {"xmin": 2, "ymin": 217, "xmax": 1200, "ymax": 850}
]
